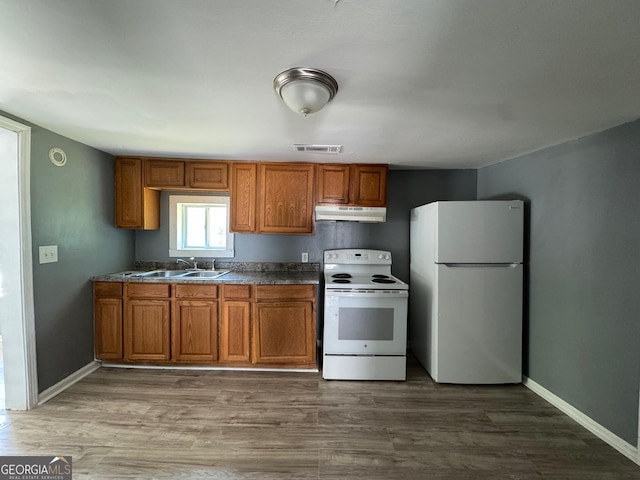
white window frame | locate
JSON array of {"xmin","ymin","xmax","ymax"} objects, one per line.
[{"xmin": 169, "ymin": 194, "xmax": 234, "ymax": 258}]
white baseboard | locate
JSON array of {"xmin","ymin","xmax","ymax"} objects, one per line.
[
  {"xmin": 37, "ymin": 361, "xmax": 101, "ymax": 406},
  {"xmin": 101, "ymin": 363, "xmax": 318, "ymax": 373},
  {"xmin": 523, "ymin": 376, "xmax": 638, "ymax": 465}
]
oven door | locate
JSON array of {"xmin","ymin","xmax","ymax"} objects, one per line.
[{"xmin": 323, "ymin": 289, "xmax": 408, "ymax": 355}]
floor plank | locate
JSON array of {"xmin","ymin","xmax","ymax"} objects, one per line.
[{"xmin": 0, "ymin": 357, "xmax": 638, "ymax": 479}]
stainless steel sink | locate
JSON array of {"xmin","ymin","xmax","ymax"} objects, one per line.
[
  {"xmin": 134, "ymin": 270, "xmax": 189, "ymax": 278},
  {"xmin": 133, "ymin": 269, "xmax": 230, "ymax": 279},
  {"xmin": 182, "ymin": 270, "xmax": 230, "ymax": 278}
]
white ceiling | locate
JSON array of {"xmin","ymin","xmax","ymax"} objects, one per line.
[{"xmin": 1, "ymin": 0, "xmax": 640, "ymax": 169}]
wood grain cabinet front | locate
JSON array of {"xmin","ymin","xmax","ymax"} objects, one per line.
[
  {"xmin": 115, "ymin": 157, "xmax": 160, "ymax": 229},
  {"xmin": 186, "ymin": 161, "xmax": 229, "ymax": 190},
  {"xmin": 124, "ymin": 283, "xmax": 171, "ymax": 361},
  {"xmin": 172, "ymin": 284, "xmax": 219, "ymax": 362},
  {"xmin": 230, "ymin": 162, "xmax": 257, "ymax": 233},
  {"xmin": 124, "ymin": 299, "xmax": 171, "ymax": 361},
  {"xmin": 350, "ymin": 164, "xmax": 388, "ymax": 206},
  {"xmin": 220, "ymin": 284, "xmax": 253, "ymax": 364},
  {"xmin": 144, "ymin": 159, "xmax": 186, "ymax": 188},
  {"xmin": 258, "ymin": 163, "xmax": 315, "ymax": 234},
  {"xmin": 316, "ymin": 164, "xmax": 350, "ymax": 205},
  {"xmin": 94, "ymin": 282, "xmax": 123, "ymax": 361},
  {"xmin": 253, "ymin": 285, "xmax": 316, "ymax": 367}
]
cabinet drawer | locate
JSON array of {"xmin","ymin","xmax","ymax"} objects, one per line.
[
  {"xmin": 175, "ymin": 284, "xmax": 218, "ymax": 299},
  {"xmin": 256, "ymin": 285, "xmax": 315, "ymax": 301},
  {"xmin": 222, "ymin": 284, "xmax": 253, "ymax": 300},
  {"xmin": 127, "ymin": 283, "xmax": 170, "ymax": 298},
  {"xmin": 94, "ymin": 282, "xmax": 123, "ymax": 298}
]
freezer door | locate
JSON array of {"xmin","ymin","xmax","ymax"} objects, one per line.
[
  {"xmin": 435, "ymin": 263, "xmax": 522, "ymax": 384},
  {"xmin": 436, "ymin": 201, "xmax": 523, "ymax": 264}
]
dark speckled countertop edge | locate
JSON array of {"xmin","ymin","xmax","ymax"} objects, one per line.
[{"xmin": 92, "ymin": 262, "xmax": 320, "ymax": 285}]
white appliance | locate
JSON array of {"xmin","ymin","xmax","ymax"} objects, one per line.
[
  {"xmin": 409, "ymin": 200, "xmax": 524, "ymax": 384},
  {"xmin": 315, "ymin": 205, "xmax": 386, "ymax": 223},
  {"xmin": 322, "ymin": 249, "xmax": 408, "ymax": 380}
]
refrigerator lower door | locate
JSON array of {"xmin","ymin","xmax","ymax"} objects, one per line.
[{"xmin": 434, "ymin": 263, "xmax": 522, "ymax": 384}]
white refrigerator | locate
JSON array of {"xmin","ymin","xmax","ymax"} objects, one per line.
[{"xmin": 409, "ymin": 200, "xmax": 524, "ymax": 384}]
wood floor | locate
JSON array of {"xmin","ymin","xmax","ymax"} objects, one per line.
[{"xmin": 0, "ymin": 357, "xmax": 638, "ymax": 479}]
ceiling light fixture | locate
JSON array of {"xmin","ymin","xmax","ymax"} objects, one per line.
[{"xmin": 273, "ymin": 67, "xmax": 338, "ymax": 116}]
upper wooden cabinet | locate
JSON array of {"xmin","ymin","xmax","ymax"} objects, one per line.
[
  {"xmin": 351, "ymin": 165, "xmax": 388, "ymax": 206},
  {"xmin": 316, "ymin": 164, "xmax": 388, "ymax": 207},
  {"xmin": 230, "ymin": 162, "xmax": 257, "ymax": 233},
  {"xmin": 144, "ymin": 159, "xmax": 185, "ymax": 188},
  {"xmin": 316, "ymin": 164, "xmax": 350, "ymax": 205},
  {"xmin": 144, "ymin": 158, "xmax": 229, "ymax": 190},
  {"xmin": 186, "ymin": 161, "xmax": 229, "ymax": 190},
  {"xmin": 258, "ymin": 163, "xmax": 315, "ymax": 234},
  {"xmin": 115, "ymin": 157, "xmax": 160, "ymax": 229}
]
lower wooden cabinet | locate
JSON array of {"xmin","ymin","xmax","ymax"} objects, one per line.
[
  {"xmin": 94, "ymin": 282, "xmax": 124, "ymax": 360},
  {"xmin": 94, "ymin": 297, "xmax": 123, "ymax": 360},
  {"xmin": 125, "ymin": 299, "xmax": 170, "ymax": 361},
  {"xmin": 220, "ymin": 301, "xmax": 251, "ymax": 363},
  {"xmin": 93, "ymin": 281, "xmax": 316, "ymax": 368},
  {"xmin": 172, "ymin": 284, "xmax": 219, "ymax": 362},
  {"xmin": 253, "ymin": 301, "xmax": 315, "ymax": 364},
  {"xmin": 253, "ymin": 285, "xmax": 316, "ymax": 367}
]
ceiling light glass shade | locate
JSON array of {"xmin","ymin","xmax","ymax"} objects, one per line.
[{"xmin": 274, "ymin": 67, "xmax": 338, "ymax": 116}]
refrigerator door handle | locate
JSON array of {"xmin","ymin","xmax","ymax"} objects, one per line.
[{"xmin": 441, "ymin": 263, "xmax": 521, "ymax": 268}]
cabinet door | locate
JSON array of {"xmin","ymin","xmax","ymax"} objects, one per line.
[
  {"xmin": 258, "ymin": 163, "xmax": 315, "ymax": 234},
  {"xmin": 252, "ymin": 301, "xmax": 315, "ymax": 364},
  {"xmin": 230, "ymin": 163, "xmax": 257, "ymax": 233},
  {"xmin": 172, "ymin": 300, "xmax": 218, "ymax": 362},
  {"xmin": 186, "ymin": 162, "xmax": 229, "ymax": 190},
  {"xmin": 125, "ymin": 299, "xmax": 170, "ymax": 361},
  {"xmin": 94, "ymin": 298, "xmax": 123, "ymax": 360},
  {"xmin": 144, "ymin": 159, "xmax": 185, "ymax": 188},
  {"xmin": 316, "ymin": 164, "xmax": 350, "ymax": 204},
  {"xmin": 220, "ymin": 301, "xmax": 251, "ymax": 363},
  {"xmin": 350, "ymin": 165, "xmax": 388, "ymax": 206},
  {"xmin": 115, "ymin": 157, "xmax": 160, "ymax": 229}
]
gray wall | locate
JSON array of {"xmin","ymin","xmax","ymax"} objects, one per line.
[
  {"xmin": 478, "ymin": 120, "xmax": 640, "ymax": 445},
  {"xmin": 135, "ymin": 169, "xmax": 478, "ymax": 282},
  {"xmin": 11, "ymin": 114, "xmax": 135, "ymax": 391}
]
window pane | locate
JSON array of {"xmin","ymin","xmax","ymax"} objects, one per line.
[
  {"xmin": 207, "ymin": 205, "xmax": 227, "ymax": 248},
  {"xmin": 185, "ymin": 206, "xmax": 206, "ymax": 247}
]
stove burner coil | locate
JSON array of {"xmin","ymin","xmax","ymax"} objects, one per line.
[
  {"xmin": 372, "ymin": 274, "xmax": 390, "ymax": 279},
  {"xmin": 371, "ymin": 278, "xmax": 396, "ymax": 284},
  {"xmin": 331, "ymin": 273, "xmax": 352, "ymax": 279},
  {"xmin": 332, "ymin": 279, "xmax": 351, "ymax": 284}
]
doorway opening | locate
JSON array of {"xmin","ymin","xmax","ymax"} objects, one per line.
[{"xmin": 0, "ymin": 116, "xmax": 38, "ymax": 410}]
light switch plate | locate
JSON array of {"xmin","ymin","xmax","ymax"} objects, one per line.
[
  {"xmin": 301, "ymin": 252, "xmax": 309, "ymax": 263},
  {"xmin": 39, "ymin": 245, "xmax": 58, "ymax": 264}
]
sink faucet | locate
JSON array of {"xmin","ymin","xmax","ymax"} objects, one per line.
[{"xmin": 177, "ymin": 257, "xmax": 198, "ymax": 270}]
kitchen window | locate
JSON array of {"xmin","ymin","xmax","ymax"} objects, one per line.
[{"xmin": 169, "ymin": 195, "xmax": 234, "ymax": 258}]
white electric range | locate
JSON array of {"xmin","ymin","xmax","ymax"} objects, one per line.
[{"xmin": 322, "ymin": 249, "xmax": 408, "ymax": 381}]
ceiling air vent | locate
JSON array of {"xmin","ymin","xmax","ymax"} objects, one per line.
[{"xmin": 293, "ymin": 144, "xmax": 342, "ymax": 154}]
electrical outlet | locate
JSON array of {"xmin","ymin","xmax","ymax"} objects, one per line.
[
  {"xmin": 39, "ymin": 245, "xmax": 58, "ymax": 264},
  {"xmin": 301, "ymin": 252, "xmax": 309, "ymax": 263}
]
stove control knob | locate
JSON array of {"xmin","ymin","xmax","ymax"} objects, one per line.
[{"xmin": 378, "ymin": 254, "xmax": 384, "ymax": 259}]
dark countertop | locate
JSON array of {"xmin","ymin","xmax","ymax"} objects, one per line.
[
  {"xmin": 92, "ymin": 262, "xmax": 321, "ymax": 285},
  {"xmin": 92, "ymin": 270, "xmax": 320, "ymax": 285}
]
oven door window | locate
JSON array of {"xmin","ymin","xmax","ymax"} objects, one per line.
[
  {"xmin": 338, "ymin": 307, "xmax": 394, "ymax": 341},
  {"xmin": 324, "ymin": 293, "xmax": 407, "ymax": 355}
]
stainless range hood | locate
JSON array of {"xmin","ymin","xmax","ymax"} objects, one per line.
[{"xmin": 315, "ymin": 205, "xmax": 386, "ymax": 223}]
